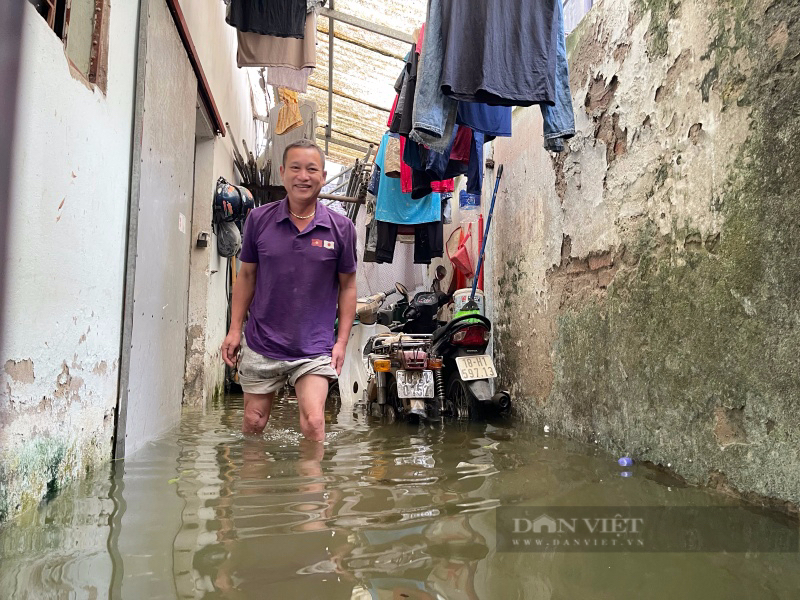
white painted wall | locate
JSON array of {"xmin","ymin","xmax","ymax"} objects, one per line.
[
  {"xmin": 0, "ymin": 2, "xmax": 138, "ymax": 517},
  {"xmin": 180, "ymin": 0, "xmax": 256, "ymax": 406},
  {"xmin": 0, "ymin": 0, "xmax": 257, "ymax": 521}
]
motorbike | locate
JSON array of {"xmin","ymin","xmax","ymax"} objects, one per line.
[
  {"xmin": 328, "ymin": 286, "xmax": 400, "ymax": 420},
  {"xmin": 393, "ymin": 281, "xmax": 511, "ymax": 420},
  {"xmin": 431, "ymin": 314, "xmax": 511, "ymax": 419},
  {"xmin": 351, "ymin": 281, "xmax": 448, "ymax": 422},
  {"xmin": 366, "ymin": 330, "xmax": 444, "ymax": 422}
]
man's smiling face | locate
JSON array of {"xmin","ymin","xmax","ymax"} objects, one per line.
[{"xmin": 281, "ymin": 147, "xmax": 326, "ymax": 203}]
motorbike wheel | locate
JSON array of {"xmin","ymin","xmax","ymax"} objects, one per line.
[
  {"xmin": 382, "ymin": 380, "xmax": 399, "ymax": 423},
  {"xmin": 447, "ymin": 375, "xmax": 478, "ymax": 420}
]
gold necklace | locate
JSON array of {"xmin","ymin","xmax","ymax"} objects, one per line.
[{"xmin": 289, "ymin": 208, "xmax": 315, "ymax": 220}]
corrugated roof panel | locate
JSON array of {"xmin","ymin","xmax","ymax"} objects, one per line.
[
  {"xmin": 311, "ymin": 1, "xmax": 427, "ymax": 166},
  {"xmin": 247, "ymin": 2, "xmax": 428, "ymax": 168}
]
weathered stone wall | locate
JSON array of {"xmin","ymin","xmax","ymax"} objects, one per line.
[{"xmin": 490, "ymin": 0, "xmax": 800, "ymax": 508}]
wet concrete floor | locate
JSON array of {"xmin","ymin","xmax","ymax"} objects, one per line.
[{"xmin": 1, "ymin": 395, "xmax": 799, "ymax": 599}]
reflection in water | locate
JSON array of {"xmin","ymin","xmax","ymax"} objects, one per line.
[{"xmin": 1, "ymin": 395, "xmax": 799, "ymax": 599}]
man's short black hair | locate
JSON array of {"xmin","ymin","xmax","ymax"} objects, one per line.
[{"xmin": 282, "ymin": 139, "xmax": 326, "ymax": 168}]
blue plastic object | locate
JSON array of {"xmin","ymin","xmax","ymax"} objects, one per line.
[{"xmin": 618, "ymin": 457, "xmax": 634, "ymax": 467}]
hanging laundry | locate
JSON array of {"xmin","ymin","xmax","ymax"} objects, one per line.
[
  {"xmin": 409, "ymin": 0, "xmax": 457, "ymax": 153},
  {"xmin": 392, "ymin": 45, "xmax": 420, "ymax": 137},
  {"xmin": 374, "ymin": 132, "xmax": 441, "ymax": 226},
  {"xmin": 439, "ymin": 0, "xmax": 559, "ymax": 106},
  {"xmin": 364, "ymin": 188, "xmax": 378, "ymax": 262},
  {"xmin": 388, "ymin": 51, "xmax": 407, "ymax": 132},
  {"xmin": 431, "ymin": 180, "xmax": 454, "ymax": 193},
  {"xmin": 540, "ymin": 0, "xmax": 576, "ymax": 152},
  {"xmin": 227, "ymin": 0, "xmax": 308, "ymax": 38},
  {"xmin": 237, "ymin": 9, "xmax": 317, "ymax": 68},
  {"xmin": 268, "ymin": 100, "xmax": 317, "ymax": 186},
  {"xmin": 400, "ymin": 137, "xmax": 413, "ymax": 194},
  {"xmin": 449, "ymin": 124, "xmax": 473, "ymax": 163},
  {"xmin": 375, "ymin": 221, "xmax": 444, "ymax": 265},
  {"xmin": 266, "ymin": 66, "xmax": 313, "ymax": 93},
  {"xmin": 397, "ymin": 225, "xmax": 416, "ymax": 245},
  {"xmin": 387, "ymin": 94, "xmax": 399, "ymax": 129},
  {"xmin": 466, "ymin": 131, "xmax": 485, "ymax": 195},
  {"xmin": 363, "ymin": 162, "xmax": 381, "ymax": 262},
  {"xmin": 403, "ymin": 126, "xmax": 467, "ymax": 199},
  {"xmin": 441, "ymin": 192, "xmax": 453, "ymax": 224},
  {"xmin": 384, "ymin": 136, "xmax": 402, "ymax": 178},
  {"xmin": 457, "ymin": 103, "xmax": 512, "ymax": 140},
  {"xmin": 367, "ymin": 161, "xmax": 381, "ymax": 196},
  {"xmin": 275, "ymin": 88, "xmax": 303, "ymax": 135}
]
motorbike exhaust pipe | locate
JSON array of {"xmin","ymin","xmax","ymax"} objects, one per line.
[{"xmin": 490, "ymin": 391, "xmax": 511, "ymax": 411}]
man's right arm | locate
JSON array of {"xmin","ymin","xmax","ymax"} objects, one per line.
[{"xmin": 222, "ymin": 261, "xmax": 257, "ymax": 366}]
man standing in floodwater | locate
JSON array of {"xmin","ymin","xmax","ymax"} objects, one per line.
[{"xmin": 221, "ymin": 139, "xmax": 357, "ymax": 441}]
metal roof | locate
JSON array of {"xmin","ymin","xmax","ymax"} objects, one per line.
[{"xmin": 311, "ymin": 0, "xmax": 428, "ymax": 165}]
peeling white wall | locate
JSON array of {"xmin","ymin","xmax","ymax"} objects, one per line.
[{"xmin": 0, "ymin": 2, "xmax": 139, "ymax": 517}]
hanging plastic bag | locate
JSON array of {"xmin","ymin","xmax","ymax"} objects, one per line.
[
  {"xmin": 217, "ymin": 220, "xmax": 242, "ymax": 258},
  {"xmin": 447, "ymin": 222, "xmax": 473, "ymax": 278}
]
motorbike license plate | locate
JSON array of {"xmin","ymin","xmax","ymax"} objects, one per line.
[
  {"xmin": 456, "ymin": 355, "xmax": 497, "ymax": 381},
  {"xmin": 396, "ymin": 370, "xmax": 435, "ymax": 398}
]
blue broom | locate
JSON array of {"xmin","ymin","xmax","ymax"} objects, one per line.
[{"xmin": 454, "ymin": 164, "xmax": 504, "ymax": 318}]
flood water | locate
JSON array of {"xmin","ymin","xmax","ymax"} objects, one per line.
[{"xmin": 1, "ymin": 394, "xmax": 798, "ymax": 599}]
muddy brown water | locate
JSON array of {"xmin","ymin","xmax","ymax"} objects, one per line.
[{"xmin": 1, "ymin": 395, "xmax": 798, "ymax": 599}]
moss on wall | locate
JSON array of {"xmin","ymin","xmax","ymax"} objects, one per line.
[
  {"xmin": 0, "ymin": 437, "xmax": 74, "ymax": 521},
  {"xmin": 546, "ymin": 0, "xmax": 800, "ymax": 504},
  {"xmin": 635, "ymin": 0, "xmax": 682, "ymax": 59},
  {"xmin": 492, "ymin": 0, "xmax": 800, "ymax": 507}
]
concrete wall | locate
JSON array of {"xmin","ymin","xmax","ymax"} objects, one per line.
[
  {"xmin": 491, "ymin": 0, "xmax": 800, "ymax": 508},
  {"xmin": 122, "ymin": 0, "xmax": 198, "ymax": 456},
  {"xmin": 182, "ymin": 0, "xmax": 255, "ymax": 407},
  {"xmin": 0, "ymin": 2, "xmax": 138, "ymax": 520},
  {"xmin": 0, "ymin": 0, "xmax": 255, "ymax": 522}
]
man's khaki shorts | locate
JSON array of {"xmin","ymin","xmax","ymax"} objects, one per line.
[{"xmin": 238, "ymin": 337, "xmax": 338, "ymax": 395}]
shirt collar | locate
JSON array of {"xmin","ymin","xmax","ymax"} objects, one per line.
[{"xmin": 276, "ymin": 197, "xmax": 332, "ymax": 230}]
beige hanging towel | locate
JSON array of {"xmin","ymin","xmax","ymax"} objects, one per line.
[
  {"xmin": 275, "ymin": 88, "xmax": 303, "ymax": 135},
  {"xmin": 384, "ymin": 136, "xmax": 402, "ymax": 178},
  {"xmin": 237, "ymin": 10, "xmax": 317, "ymax": 69}
]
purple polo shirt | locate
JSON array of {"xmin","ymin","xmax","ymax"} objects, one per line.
[{"xmin": 239, "ymin": 198, "xmax": 357, "ymax": 360}]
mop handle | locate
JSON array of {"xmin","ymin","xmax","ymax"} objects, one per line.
[{"xmin": 470, "ymin": 164, "xmax": 504, "ymax": 302}]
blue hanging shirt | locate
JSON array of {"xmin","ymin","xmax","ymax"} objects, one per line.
[
  {"xmin": 457, "ymin": 102, "xmax": 512, "ymax": 139},
  {"xmin": 374, "ymin": 132, "xmax": 441, "ymax": 225}
]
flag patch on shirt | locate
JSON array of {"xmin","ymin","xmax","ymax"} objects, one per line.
[
  {"xmin": 323, "ymin": 240, "xmax": 335, "ymax": 250},
  {"xmin": 311, "ymin": 239, "xmax": 323, "ymax": 247}
]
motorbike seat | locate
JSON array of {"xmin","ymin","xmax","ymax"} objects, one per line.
[
  {"xmin": 372, "ymin": 333, "xmax": 431, "ymax": 349},
  {"xmin": 431, "ymin": 324, "xmax": 449, "ymax": 344},
  {"xmin": 431, "ymin": 314, "xmax": 492, "ymax": 346},
  {"xmin": 356, "ymin": 294, "xmax": 385, "ymax": 324}
]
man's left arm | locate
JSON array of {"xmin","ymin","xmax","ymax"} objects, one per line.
[{"xmin": 332, "ymin": 272, "xmax": 357, "ymax": 374}]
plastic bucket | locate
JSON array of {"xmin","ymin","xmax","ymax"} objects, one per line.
[{"xmin": 453, "ymin": 289, "xmax": 484, "ymax": 316}]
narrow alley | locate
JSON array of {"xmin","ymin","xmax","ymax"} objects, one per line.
[{"xmin": 1, "ymin": 0, "xmax": 799, "ymax": 598}]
